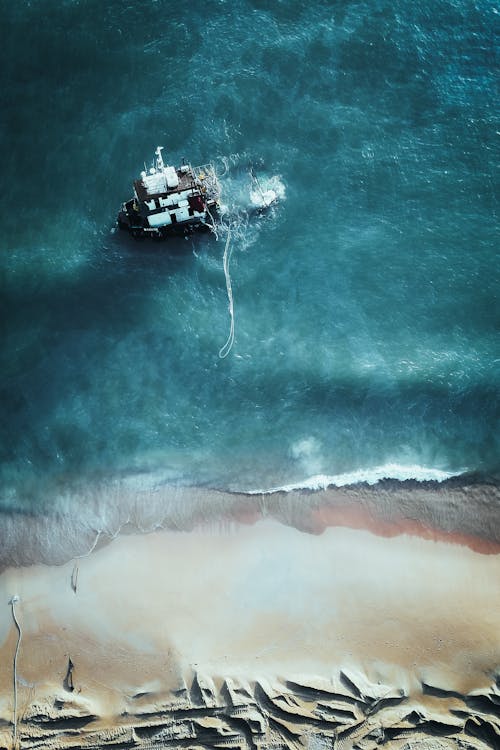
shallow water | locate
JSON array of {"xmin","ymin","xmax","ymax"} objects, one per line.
[{"xmin": 1, "ymin": 1, "xmax": 498, "ymax": 523}]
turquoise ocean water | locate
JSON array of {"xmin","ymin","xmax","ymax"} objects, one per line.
[{"xmin": 1, "ymin": 1, "xmax": 498, "ymax": 531}]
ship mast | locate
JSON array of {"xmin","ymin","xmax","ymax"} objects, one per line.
[{"xmin": 155, "ymin": 146, "xmax": 165, "ymax": 172}]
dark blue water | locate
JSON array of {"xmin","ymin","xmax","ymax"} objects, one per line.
[{"xmin": 1, "ymin": 1, "xmax": 498, "ymax": 526}]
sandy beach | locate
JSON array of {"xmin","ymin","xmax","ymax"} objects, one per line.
[{"xmin": 1, "ymin": 480, "xmax": 500, "ymax": 749}]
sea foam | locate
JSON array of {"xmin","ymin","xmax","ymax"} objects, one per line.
[{"xmin": 247, "ymin": 464, "xmax": 463, "ymax": 495}]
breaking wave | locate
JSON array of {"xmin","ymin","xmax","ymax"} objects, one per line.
[{"xmin": 246, "ymin": 464, "xmax": 464, "ymax": 495}]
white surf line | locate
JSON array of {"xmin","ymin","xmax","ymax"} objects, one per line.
[
  {"xmin": 218, "ymin": 228, "xmax": 235, "ymax": 359},
  {"xmin": 9, "ymin": 595, "xmax": 22, "ymax": 748},
  {"xmin": 246, "ymin": 465, "xmax": 463, "ymax": 494}
]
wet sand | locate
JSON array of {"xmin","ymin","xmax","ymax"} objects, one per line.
[
  {"xmin": 1, "ymin": 475, "xmax": 500, "ymax": 570},
  {"xmin": 1, "ymin": 481, "xmax": 500, "ymax": 749}
]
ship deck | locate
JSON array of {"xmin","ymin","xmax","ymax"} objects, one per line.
[{"xmin": 134, "ymin": 170, "xmax": 197, "ymax": 202}]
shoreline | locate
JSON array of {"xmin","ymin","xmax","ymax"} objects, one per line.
[
  {"xmin": 1, "ymin": 474, "xmax": 499, "ymax": 571},
  {"xmin": 1, "ymin": 515, "xmax": 500, "ymax": 749}
]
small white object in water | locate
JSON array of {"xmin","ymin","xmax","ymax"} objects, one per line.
[
  {"xmin": 250, "ymin": 188, "xmax": 277, "ymax": 209},
  {"xmin": 261, "ymin": 189, "xmax": 277, "ymax": 207}
]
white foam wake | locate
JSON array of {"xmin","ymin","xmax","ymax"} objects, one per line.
[
  {"xmin": 247, "ymin": 464, "xmax": 464, "ymax": 495},
  {"xmin": 250, "ymin": 175, "xmax": 286, "ymax": 209}
]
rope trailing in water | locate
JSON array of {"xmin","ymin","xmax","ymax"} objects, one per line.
[
  {"xmin": 205, "ymin": 205, "xmax": 219, "ymax": 240},
  {"xmin": 9, "ymin": 595, "xmax": 22, "ymax": 748},
  {"xmin": 250, "ymin": 165, "xmax": 266, "ymax": 204},
  {"xmin": 218, "ymin": 228, "xmax": 235, "ymax": 359}
]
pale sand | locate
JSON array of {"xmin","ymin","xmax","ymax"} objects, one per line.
[{"xmin": 1, "ymin": 509, "xmax": 500, "ymax": 749}]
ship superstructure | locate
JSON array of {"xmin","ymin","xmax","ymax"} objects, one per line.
[{"xmin": 118, "ymin": 147, "xmax": 220, "ymax": 238}]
